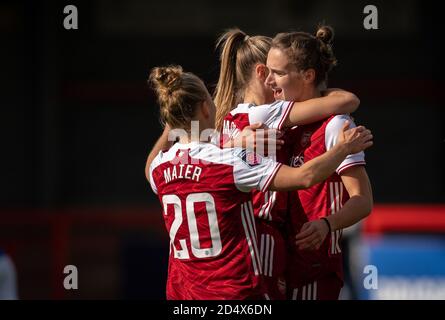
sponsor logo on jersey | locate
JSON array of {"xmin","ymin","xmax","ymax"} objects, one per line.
[{"xmin": 290, "ymin": 154, "xmax": 304, "ymax": 167}]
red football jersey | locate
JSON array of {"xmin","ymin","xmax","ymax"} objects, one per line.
[
  {"xmin": 221, "ymin": 101, "xmax": 294, "ymax": 224},
  {"xmin": 287, "ymin": 114, "xmax": 366, "ymax": 290},
  {"xmin": 149, "ymin": 141, "xmax": 281, "ymax": 300},
  {"xmin": 220, "ymin": 101, "xmax": 295, "ymax": 299}
]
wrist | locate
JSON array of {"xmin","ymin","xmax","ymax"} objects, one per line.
[
  {"xmin": 321, "ymin": 217, "xmax": 332, "ymax": 234},
  {"xmin": 336, "ymin": 142, "xmax": 350, "ymax": 157}
]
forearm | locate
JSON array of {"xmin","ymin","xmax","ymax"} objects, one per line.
[
  {"xmin": 323, "ymin": 89, "xmax": 360, "ymax": 114},
  {"xmin": 270, "ymin": 124, "xmax": 372, "ymax": 191},
  {"xmin": 284, "ymin": 91, "xmax": 359, "ymax": 127},
  {"xmin": 298, "ymin": 143, "xmax": 349, "ymax": 187},
  {"xmin": 269, "ymin": 144, "xmax": 349, "ymax": 191},
  {"xmin": 326, "ymin": 195, "xmax": 373, "ymax": 231},
  {"xmin": 145, "ymin": 126, "xmax": 172, "ymax": 180}
]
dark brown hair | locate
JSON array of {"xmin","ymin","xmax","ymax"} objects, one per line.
[{"xmin": 272, "ymin": 25, "xmax": 337, "ymax": 87}]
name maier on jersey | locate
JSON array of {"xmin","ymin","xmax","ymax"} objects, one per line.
[
  {"xmin": 158, "ymin": 144, "xmax": 268, "ymax": 186},
  {"xmin": 163, "ymin": 162, "xmax": 203, "ymax": 184},
  {"xmin": 149, "ymin": 142, "xmax": 281, "ymax": 196}
]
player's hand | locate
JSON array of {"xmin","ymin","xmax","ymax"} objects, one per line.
[
  {"xmin": 338, "ymin": 121, "xmax": 373, "ymax": 154},
  {"xmin": 231, "ymin": 122, "xmax": 284, "ymax": 156},
  {"xmin": 295, "ymin": 219, "xmax": 330, "ymax": 251}
]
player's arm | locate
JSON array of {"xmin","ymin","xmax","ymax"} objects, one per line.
[
  {"xmin": 295, "ymin": 166, "xmax": 373, "ymax": 250},
  {"xmin": 268, "ymin": 122, "xmax": 372, "ymax": 191},
  {"xmin": 144, "ymin": 124, "xmax": 172, "ymax": 181},
  {"xmin": 282, "ymin": 89, "xmax": 360, "ymax": 128},
  {"xmin": 330, "ymin": 166, "xmax": 373, "ymax": 230},
  {"xmin": 221, "ymin": 123, "xmax": 284, "ymax": 153}
]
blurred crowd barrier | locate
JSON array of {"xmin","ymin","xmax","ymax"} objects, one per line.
[
  {"xmin": 351, "ymin": 204, "xmax": 445, "ymax": 299},
  {"xmin": 1, "ymin": 204, "xmax": 444, "ymax": 299}
]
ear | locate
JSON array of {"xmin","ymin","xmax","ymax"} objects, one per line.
[
  {"xmin": 303, "ymin": 69, "xmax": 316, "ymax": 84},
  {"xmin": 200, "ymin": 100, "xmax": 210, "ymax": 119},
  {"xmin": 255, "ymin": 63, "xmax": 268, "ymax": 81}
]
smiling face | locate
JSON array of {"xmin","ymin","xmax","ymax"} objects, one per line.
[{"xmin": 265, "ymin": 47, "xmax": 307, "ymax": 102}]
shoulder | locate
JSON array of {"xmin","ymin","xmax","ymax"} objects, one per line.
[
  {"xmin": 324, "ymin": 114, "xmax": 355, "ymax": 149},
  {"xmin": 229, "ymin": 103, "xmax": 255, "ymax": 116},
  {"xmin": 326, "ymin": 114, "xmax": 352, "ymax": 129},
  {"xmin": 149, "ymin": 146, "xmax": 177, "ymax": 173},
  {"xmin": 149, "ymin": 150, "xmax": 164, "ymax": 171},
  {"xmin": 190, "ymin": 143, "xmax": 241, "ymax": 167},
  {"xmin": 194, "ymin": 144, "xmax": 268, "ymax": 169},
  {"xmin": 255, "ymin": 100, "xmax": 290, "ymax": 110},
  {"xmin": 325, "ymin": 114, "xmax": 355, "ymax": 135},
  {"xmin": 248, "ymin": 100, "xmax": 292, "ymax": 127},
  {"xmin": 225, "ymin": 104, "xmax": 253, "ymax": 130}
]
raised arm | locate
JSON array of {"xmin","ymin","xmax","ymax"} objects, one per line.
[
  {"xmin": 144, "ymin": 124, "xmax": 172, "ymax": 181},
  {"xmin": 268, "ymin": 122, "xmax": 372, "ymax": 191},
  {"xmin": 282, "ymin": 89, "xmax": 360, "ymax": 128}
]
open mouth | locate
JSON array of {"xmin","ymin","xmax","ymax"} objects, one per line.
[{"xmin": 273, "ymin": 88, "xmax": 283, "ymax": 100}]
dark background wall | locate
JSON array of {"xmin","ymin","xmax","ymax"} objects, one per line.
[
  {"xmin": 1, "ymin": 0, "xmax": 443, "ymax": 208},
  {"xmin": 0, "ymin": 0, "xmax": 443, "ymax": 299}
]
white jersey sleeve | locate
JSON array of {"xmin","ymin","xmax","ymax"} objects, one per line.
[
  {"xmin": 248, "ymin": 100, "xmax": 294, "ymax": 130},
  {"xmin": 325, "ymin": 114, "xmax": 366, "ymax": 174},
  {"xmin": 148, "ymin": 152, "xmax": 163, "ymax": 195},
  {"xmin": 231, "ymin": 148, "xmax": 282, "ymax": 193}
]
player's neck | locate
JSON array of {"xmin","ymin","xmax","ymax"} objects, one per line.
[
  {"xmin": 244, "ymin": 83, "xmax": 270, "ymax": 106},
  {"xmin": 178, "ymin": 136, "xmax": 192, "ymax": 144},
  {"xmin": 297, "ymin": 86, "xmax": 321, "ymax": 102},
  {"xmin": 244, "ymin": 93, "xmax": 260, "ymax": 106}
]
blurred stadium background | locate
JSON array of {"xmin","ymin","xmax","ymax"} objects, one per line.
[{"xmin": 0, "ymin": 0, "xmax": 443, "ymax": 299}]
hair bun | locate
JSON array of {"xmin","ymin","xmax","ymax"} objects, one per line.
[
  {"xmin": 150, "ymin": 65, "xmax": 183, "ymax": 94},
  {"xmin": 315, "ymin": 25, "xmax": 334, "ymax": 45}
]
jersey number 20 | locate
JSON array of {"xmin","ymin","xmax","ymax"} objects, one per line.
[{"xmin": 162, "ymin": 192, "xmax": 222, "ymax": 259}]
